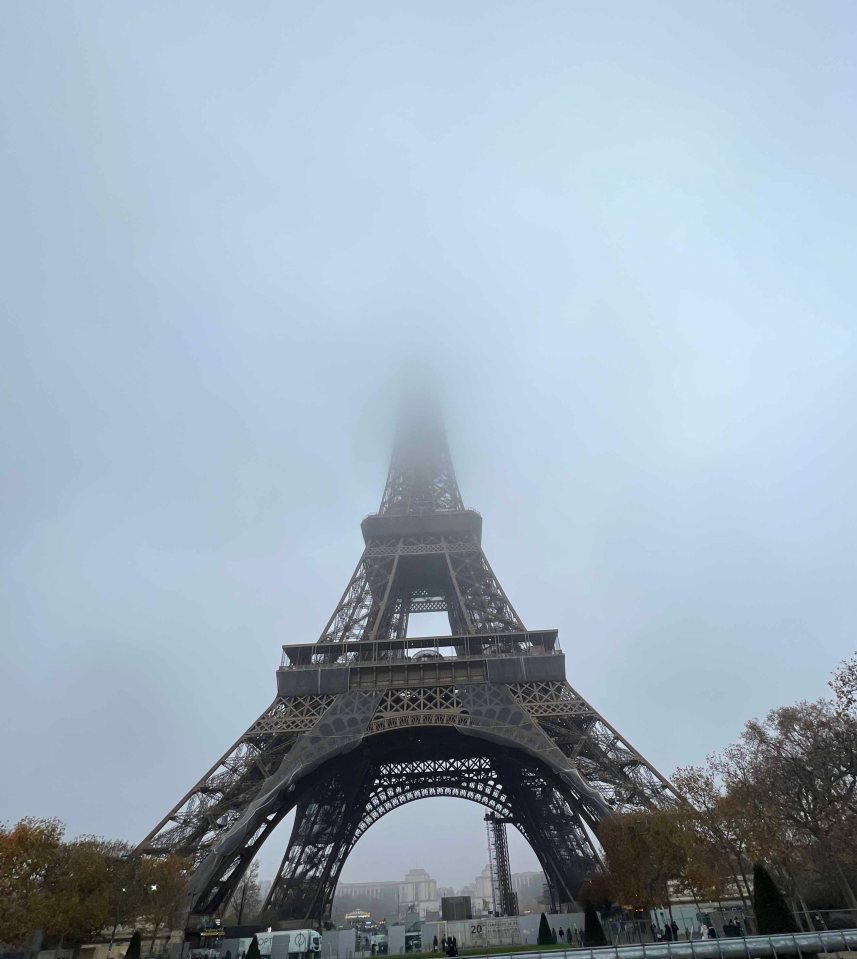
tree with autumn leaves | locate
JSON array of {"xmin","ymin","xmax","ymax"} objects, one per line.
[
  {"xmin": 595, "ymin": 652, "xmax": 857, "ymax": 931},
  {"xmin": 0, "ymin": 817, "xmax": 64, "ymax": 946},
  {"xmin": 0, "ymin": 818, "xmax": 189, "ymax": 951}
]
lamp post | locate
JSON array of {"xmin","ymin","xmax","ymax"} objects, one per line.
[
  {"xmin": 148, "ymin": 885, "xmax": 159, "ymax": 957},
  {"xmin": 108, "ymin": 854, "xmax": 134, "ymax": 957},
  {"xmin": 107, "ymin": 887, "xmax": 128, "ymax": 956}
]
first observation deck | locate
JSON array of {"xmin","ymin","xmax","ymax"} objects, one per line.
[{"xmin": 277, "ymin": 630, "xmax": 564, "ymax": 697}]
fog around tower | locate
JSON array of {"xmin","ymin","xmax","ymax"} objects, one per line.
[{"xmin": 1, "ymin": 2, "xmax": 856, "ymax": 889}]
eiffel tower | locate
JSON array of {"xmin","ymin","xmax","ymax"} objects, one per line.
[{"xmin": 136, "ymin": 400, "xmax": 676, "ymax": 927}]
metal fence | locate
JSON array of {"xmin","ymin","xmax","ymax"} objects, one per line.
[{"xmin": 456, "ymin": 928, "xmax": 857, "ymax": 959}]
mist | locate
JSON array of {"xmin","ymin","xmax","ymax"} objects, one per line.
[{"xmin": 1, "ymin": 2, "xmax": 856, "ymax": 891}]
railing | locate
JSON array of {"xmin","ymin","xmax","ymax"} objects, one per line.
[
  {"xmin": 280, "ymin": 631, "xmax": 561, "ymax": 670},
  {"xmin": 458, "ymin": 929, "xmax": 857, "ymax": 959}
]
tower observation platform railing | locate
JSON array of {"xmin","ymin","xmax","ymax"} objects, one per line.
[{"xmin": 276, "ymin": 630, "xmax": 564, "ymax": 696}]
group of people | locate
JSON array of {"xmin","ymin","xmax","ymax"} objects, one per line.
[
  {"xmin": 555, "ymin": 928, "xmax": 583, "ymax": 946},
  {"xmin": 433, "ymin": 935, "xmax": 458, "ymax": 956},
  {"xmin": 720, "ymin": 919, "xmax": 746, "ymax": 938},
  {"xmin": 651, "ymin": 918, "xmax": 746, "ymax": 941},
  {"xmin": 652, "ymin": 920, "xmax": 682, "ymax": 941}
]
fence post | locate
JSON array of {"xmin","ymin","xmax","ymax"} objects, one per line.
[{"xmin": 793, "ymin": 934, "xmax": 803, "ymax": 959}]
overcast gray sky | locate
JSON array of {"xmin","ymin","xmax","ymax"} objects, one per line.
[{"xmin": 2, "ymin": 2, "xmax": 856, "ymax": 891}]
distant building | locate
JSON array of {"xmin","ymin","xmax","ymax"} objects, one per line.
[
  {"xmin": 337, "ymin": 880, "xmax": 400, "ymax": 900},
  {"xmin": 399, "ymin": 868, "xmax": 440, "ymax": 917},
  {"xmin": 510, "ymin": 871, "xmax": 545, "ymax": 911},
  {"xmin": 441, "ymin": 896, "xmax": 472, "ymax": 922},
  {"xmin": 333, "ymin": 868, "xmax": 442, "ymax": 921},
  {"xmin": 472, "ymin": 864, "xmax": 493, "ymax": 901},
  {"xmin": 460, "ymin": 867, "xmax": 545, "ymax": 916},
  {"xmin": 344, "ymin": 909, "xmax": 372, "ymax": 926},
  {"xmin": 511, "ymin": 871, "xmax": 543, "ymax": 893}
]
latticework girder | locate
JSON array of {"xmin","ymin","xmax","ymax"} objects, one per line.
[{"xmin": 485, "ymin": 813, "xmax": 519, "ymax": 917}]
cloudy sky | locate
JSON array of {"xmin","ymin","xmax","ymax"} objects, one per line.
[{"xmin": 2, "ymin": 2, "xmax": 855, "ymax": 890}]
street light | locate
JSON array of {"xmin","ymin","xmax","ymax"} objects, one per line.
[
  {"xmin": 108, "ymin": 888, "xmax": 128, "ymax": 957},
  {"xmin": 108, "ymin": 853, "xmax": 135, "ymax": 958},
  {"xmin": 148, "ymin": 884, "xmax": 161, "ymax": 957}
]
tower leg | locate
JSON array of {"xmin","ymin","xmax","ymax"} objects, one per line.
[
  {"xmin": 264, "ymin": 760, "xmax": 374, "ymax": 926},
  {"xmin": 497, "ymin": 762, "xmax": 602, "ymax": 911}
]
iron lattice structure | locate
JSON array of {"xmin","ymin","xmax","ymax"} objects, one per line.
[
  {"xmin": 485, "ymin": 813, "xmax": 518, "ymax": 918},
  {"xmin": 136, "ymin": 400, "xmax": 677, "ymax": 927}
]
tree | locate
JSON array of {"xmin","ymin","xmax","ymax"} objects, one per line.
[
  {"xmin": 716, "ymin": 700, "xmax": 857, "ymax": 911},
  {"xmin": 583, "ymin": 902, "xmax": 607, "ymax": 947},
  {"xmin": 0, "ymin": 817, "xmax": 64, "ymax": 946},
  {"xmin": 579, "ymin": 874, "xmax": 612, "ymax": 912},
  {"xmin": 126, "ymin": 930, "xmax": 142, "ymax": 959},
  {"xmin": 246, "ymin": 934, "xmax": 261, "ymax": 959},
  {"xmin": 537, "ymin": 913, "xmax": 553, "ymax": 946},
  {"xmin": 42, "ymin": 837, "xmax": 133, "ymax": 948},
  {"xmin": 138, "ymin": 855, "xmax": 190, "ymax": 954},
  {"xmin": 106, "ymin": 854, "xmax": 143, "ymax": 955},
  {"xmin": 226, "ymin": 861, "xmax": 261, "ymax": 925},
  {"xmin": 753, "ymin": 864, "xmax": 798, "ymax": 934},
  {"xmin": 830, "ymin": 652, "xmax": 857, "ymax": 715},
  {"xmin": 598, "ymin": 811, "xmax": 685, "ymax": 913},
  {"xmin": 671, "ymin": 765, "xmax": 752, "ymax": 908}
]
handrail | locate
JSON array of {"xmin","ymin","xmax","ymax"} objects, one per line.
[
  {"xmin": 452, "ymin": 930, "xmax": 857, "ymax": 959},
  {"xmin": 279, "ymin": 630, "xmax": 562, "ymax": 669}
]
